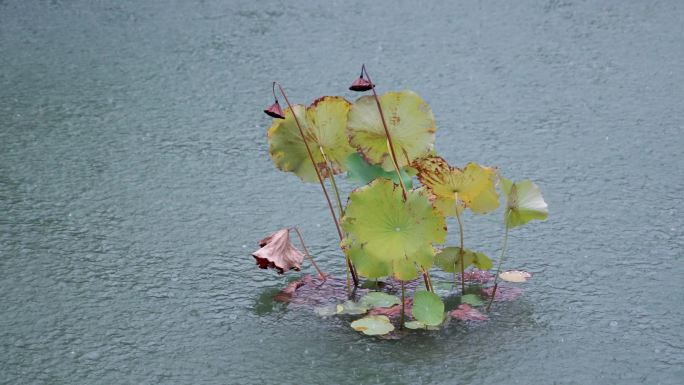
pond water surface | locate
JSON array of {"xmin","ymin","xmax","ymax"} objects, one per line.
[{"xmin": 1, "ymin": 1, "xmax": 683, "ymax": 384}]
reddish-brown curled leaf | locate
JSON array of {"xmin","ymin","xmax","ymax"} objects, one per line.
[
  {"xmin": 273, "ymin": 277, "xmax": 310, "ymax": 302},
  {"xmin": 368, "ymin": 299, "xmax": 413, "ymax": 319},
  {"xmin": 449, "ymin": 304, "xmax": 489, "ymax": 322},
  {"xmin": 274, "ymin": 275, "xmax": 370, "ymax": 307},
  {"xmin": 482, "ymin": 285, "xmax": 524, "ymax": 302},
  {"xmin": 252, "ymin": 228, "xmax": 304, "ymax": 274}
]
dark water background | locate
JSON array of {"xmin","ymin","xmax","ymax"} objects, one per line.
[{"xmin": 1, "ymin": 1, "xmax": 683, "ymax": 384}]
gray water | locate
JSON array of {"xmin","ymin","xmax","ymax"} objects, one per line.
[{"xmin": 1, "ymin": 1, "xmax": 683, "ymax": 384}]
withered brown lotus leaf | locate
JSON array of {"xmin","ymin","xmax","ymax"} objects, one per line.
[
  {"xmin": 274, "ymin": 275, "xmax": 370, "ymax": 306},
  {"xmin": 449, "ymin": 304, "xmax": 489, "ymax": 322},
  {"xmin": 368, "ymin": 299, "xmax": 413, "ymax": 319},
  {"xmin": 252, "ymin": 228, "xmax": 304, "ymax": 274}
]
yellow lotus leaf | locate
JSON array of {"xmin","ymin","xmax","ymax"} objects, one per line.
[
  {"xmin": 347, "ymin": 90, "xmax": 436, "ymax": 172},
  {"xmin": 268, "ymin": 96, "xmax": 355, "ymax": 183},
  {"xmin": 415, "ymin": 156, "xmax": 499, "ymax": 215}
]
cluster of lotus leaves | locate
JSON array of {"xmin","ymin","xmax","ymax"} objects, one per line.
[
  {"xmin": 341, "ymin": 178, "xmax": 446, "ymax": 280},
  {"xmin": 267, "ymin": 91, "xmax": 437, "ymax": 181},
  {"xmin": 264, "ymin": 89, "xmax": 548, "ymax": 283}
]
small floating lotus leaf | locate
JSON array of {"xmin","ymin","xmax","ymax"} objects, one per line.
[
  {"xmin": 341, "ymin": 179, "xmax": 447, "ymax": 280},
  {"xmin": 501, "ymin": 178, "xmax": 548, "ymax": 229},
  {"xmin": 347, "ymin": 90, "xmax": 436, "ymax": 171},
  {"xmin": 336, "ymin": 300, "xmax": 369, "ymax": 315},
  {"xmin": 404, "ymin": 320, "xmax": 426, "ymax": 329},
  {"xmin": 268, "ymin": 97, "xmax": 355, "ymax": 182},
  {"xmin": 412, "ymin": 290, "xmax": 445, "ymax": 326},
  {"xmin": 415, "ymin": 156, "xmax": 499, "ymax": 214},
  {"xmin": 434, "ymin": 247, "xmax": 493, "ymax": 273},
  {"xmin": 359, "ymin": 292, "xmax": 401, "ymax": 308},
  {"xmin": 499, "ymin": 270, "xmax": 533, "ymax": 283},
  {"xmin": 460, "ymin": 294, "xmax": 484, "ymax": 306},
  {"xmin": 351, "ymin": 315, "xmax": 395, "ymax": 335},
  {"xmin": 252, "ymin": 228, "xmax": 304, "ymax": 274},
  {"xmin": 344, "ymin": 152, "xmax": 414, "ymax": 188},
  {"xmin": 450, "ymin": 304, "xmax": 489, "ymax": 322},
  {"xmin": 314, "ymin": 304, "xmax": 339, "ymax": 317}
]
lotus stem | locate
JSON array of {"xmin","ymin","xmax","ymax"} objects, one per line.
[
  {"xmin": 274, "ymin": 82, "xmax": 359, "ymax": 287},
  {"xmin": 400, "ymin": 280, "xmax": 406, "ymax": 329},
  {"xmin": 361, "ymin": 65, "xmax": 408, "ymax": 201},
  {"xmin": 360, "ymin": 66, "xmax": 435, "ymax": 292},
  {"xmin": 454, "ymin": 193, "xmax": 466, "ymax": 294},
  {"xmin": 345, "ymin": 255, "xmax": 351, "ymax": 292},
  {"xmin": 318, "ymin": 146, "xmax": 344, "ymax": 217},
  {"xmin": 292, "ymin": 226, "xmax": 326, "ymax": 280},
  {"xmin": 420, "ymin": 266, "xmax": 433, "ymax": 292},
  {"xmin": 386, "ymin": 139, "xmax": 409, "ymax": 198},
  {"xmin": 487, "ymin": 218, "xmax": 510, "ymax": 312},
  {"xmin": 316, "ymin": 147, "xmax": 349, "ymax": 292}
]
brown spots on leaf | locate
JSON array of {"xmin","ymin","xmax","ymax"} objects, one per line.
[{"xmin": 317, "ymin": 162, "xmax": 342, "ymax": 178}]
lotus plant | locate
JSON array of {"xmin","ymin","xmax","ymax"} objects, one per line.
[{"xmin": 255, "ymin": 66, "xmax": 548, "ymax": 334}]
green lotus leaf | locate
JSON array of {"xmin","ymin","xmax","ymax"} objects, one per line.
[
  {"xmin": 268, "ymin": 96, "xmax": 355, "ymax": 182},
  {"xmin": 344, "ymin": 152, "xmax": 414, "ymax": 188},
  {"xmin": 404, "ymin": 320, "xmax": 426, "ymax": 329},
  {"xmin": 314, "ymin": 304, "xmax": 339, "ymax": 317},
  {"xmin": 347, "ymin": 90, "xmax": 436, "ymax": 172},
  {"xmin": 434, "ymin": 247, "xmax": 493, "ymax": 273},
  {"xmin": 335, "ymin": 300, "xmax": 369, "ymax": 315},
  {"xmin": 501, "ymin": 178, "xmax": 548, "ymax": 229},
  {"xmin": 341, "ymin": 179, "xmax": 447, "ymax": 280},
  {"xmin": 460, "ymin": 294, "xmax": 484, "ymax": 306},
  {"xmin": 350, "ymin": 315, "xmax": 395, "ymax": 336},
  {"xmin": 359, "ymin": 292, "xmax": 401, "ymax": 308},
  {"xmin": 348, "ymin": 244, "xmax": 391, "ymax": 279},
  {"xmin": 412, "ymin": 290, "xmax": 444, "ymax": 326},
  {"xmin": 415, "ymin": 156, "xmax": 499, "ymax": 214}
]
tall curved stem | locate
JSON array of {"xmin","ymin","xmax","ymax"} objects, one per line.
[
  {"xmin": 318, "ymin": 146, "xmax": 344, "ymax": 217},
  {"xmin": 400, "ymin": 280, "xmax": 406, "ymax": 329},
  {"xmin": 292, "ymin": 226, "xmax": 326, "ymax": 280},
  {"xmin": 361, "ymin": 65, "xmax": 408, "ymax": 201},
  {"xmin": 454, "ymin": 193, "xmax": 466, "ymax": 294},
  {"xmin": 274, "ymin": 82, "xmax": 358, "ymax": 287},
  {"xmin": 361, "ymin": 66, "xmax": 433, "ymax": 292},
  {"xmin": 487, "ymin": 218, "xmax": 510, "ymax": 312}
]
